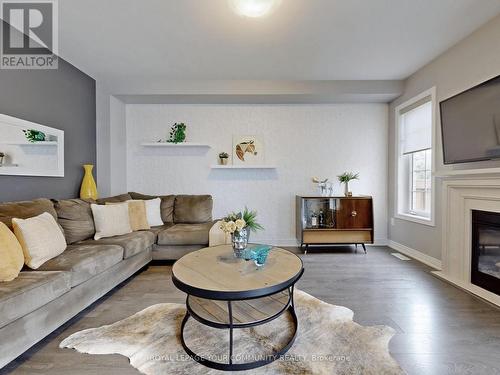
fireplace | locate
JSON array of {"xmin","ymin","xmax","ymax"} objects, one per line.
[{"xmin": 471, "ymin": 210, "xmax": 500, "ymax": 295}]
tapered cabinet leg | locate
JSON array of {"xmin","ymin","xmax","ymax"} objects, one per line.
[{"xmin": 362, "ymin": 243, "xmax": 367, "ymax": 254}]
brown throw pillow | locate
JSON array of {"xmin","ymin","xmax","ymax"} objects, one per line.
[
  {"xmin": 126, "ymin": 200, "xmax": 150, "ymax": 231},
  {"xmin": 174, "ymin": 195, "xmax": 213, "ymax": 224},
  {"xmin": 96, "ymin": 193, "xmax": 132, "ymax": 205},
  {"xmin": 52, "ymin": 199, "xmax": 95, "ymax": 244},
  {"xmin": 128, "ymin": 192, "xmax": 175, "ymax": 223},
  {"xmin": 0, "ymin": 198, "xmax": 58, "ymax": 230}
]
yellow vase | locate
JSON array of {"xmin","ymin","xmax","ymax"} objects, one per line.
[{"xmin": 80, "ymin": 164, "xmax": 98, "ymax": 199}]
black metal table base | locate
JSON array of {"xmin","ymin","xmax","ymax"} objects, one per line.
[{"xmin": 179, "ymin": 287, "xmax": 299, "ymax": 371}]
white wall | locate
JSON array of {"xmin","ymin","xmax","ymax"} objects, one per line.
[
  {"xmin": 126, "ymin": 104, "xmax": 388, "ymax": 246},
  {"xmin": 96, "ymin": 82, "xmax": 112, "ymax": 196},
  {"xmin": 96, "ymin": 86, "xmax": 128, "ymax": 197},
  {"xmin": 109, "ymin": 96, "xmax": 127, "ymax": 195},
  {"xmin": 388, "ymin": 14, "xmax": 500, "ymax": 260}
]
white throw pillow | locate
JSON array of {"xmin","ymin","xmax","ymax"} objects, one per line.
[
  {"xmin": 12, "ymin": 212, "xmax": 67, "ymax": 269},
  {"xmin": 91, "ymin": 203, "xmax": 132, "ymax": 240},
  {"xmin": 143, "ymin": 198, "xmax": 163, "ymax": 227}
]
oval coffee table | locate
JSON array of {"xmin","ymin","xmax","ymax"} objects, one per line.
[{"xmin": 172, "ymin": 244, "xmax": 304, "ymax": 371}]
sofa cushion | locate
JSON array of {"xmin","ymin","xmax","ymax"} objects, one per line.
[
  {"xmin": 0, "ymin": 271, "xmax": 71, "ymax": 329},
  {"xmin": 0, "ymin": 198, "xmax": 57, "ymax": 230},
  {"xmin": 36, "ymin": 244, "xmax": 124, "ymax": 287},
  {"xmin": 53, "ymin": 198, "xmax": 95, "ymax": 244},
  {"xmin": 157, "ymin": 222, "xmax": 212, "ymax": 246},
  {"xmin": 129, "ymin": 192, "xmax": 175, "ymax": 223},
  {"xmin": 146, "ymin": 224, "xmax": 174, "ymax": 241},
  {"xmin": 96, "ymin": 193, "xmax": 132, "ymax": 205},
  {"xmin": 79, "ymin": 231, "xmax": 155, "ymax": 259},
  {"xmin": 174, "ymin": 195, "xmax": 213, "ymax": 223}
]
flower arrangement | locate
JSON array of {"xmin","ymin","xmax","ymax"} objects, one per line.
[
  {"xmin": 221, "ymin": 207, "xmax": 264, "ymax": 257},
  {"xmin": 220, "ymin": 207, "xmax": 263, "ymax": 235}
]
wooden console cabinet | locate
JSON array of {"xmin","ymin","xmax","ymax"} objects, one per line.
[{"xmin": 296, "ymin": 196, "xmax": 374, "ymax": 254}]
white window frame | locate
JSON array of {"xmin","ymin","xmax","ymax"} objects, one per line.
[{"xmin": 394, "ymin": 87, "xmax": 436, "ymax": 227}]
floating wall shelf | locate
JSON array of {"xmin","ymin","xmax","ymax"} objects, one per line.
[
  {"xmin": 141, "ymin": 142, "xmax": 211, "ymax": 148},
  {"xmin": 5, "ymin": 141, "xmax": 58, "ymax": 146},
  {"xmin": 211, "ymin": 165, "xmax": 277, "ymax": 169}
]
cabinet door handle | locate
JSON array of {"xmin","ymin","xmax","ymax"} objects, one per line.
[{"xmin": 351, "ymin": 210, "xmax": 357, "ymax": 217}]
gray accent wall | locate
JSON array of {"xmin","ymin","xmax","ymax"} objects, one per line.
[
  {"xmin": 0, "ymin": 37, "xmax": 96, "ymax": 201},
  {"xmin": 388, "ymin": 14, "xmax": 500, "ymax": 260}
]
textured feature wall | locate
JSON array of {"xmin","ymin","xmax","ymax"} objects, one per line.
[{"xmin": 126, "ymin": 104, "xmax": 388, "ymax": 245}]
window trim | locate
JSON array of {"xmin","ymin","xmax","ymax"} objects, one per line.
[{"xmin": 394, "ymin": 87, "xmax": 436, "ymax": 227}]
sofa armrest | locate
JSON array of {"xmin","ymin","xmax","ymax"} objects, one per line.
[{"xmin": 209, "ymin": 220, "xmax": 231, "ymax": 247}]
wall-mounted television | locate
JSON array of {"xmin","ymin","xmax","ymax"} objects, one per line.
[{"xmin": 440, "ymin": 75, "xmax": 500, "ymax": 164}]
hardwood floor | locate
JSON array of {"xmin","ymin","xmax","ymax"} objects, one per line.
[{"xmin": 2, "ymin": 246, "xmax": 500, "ymax": 374}]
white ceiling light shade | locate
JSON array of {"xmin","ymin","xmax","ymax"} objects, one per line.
[{"xmin": 228, "ymin": 0, "xmax": 282, "ymax": 18}]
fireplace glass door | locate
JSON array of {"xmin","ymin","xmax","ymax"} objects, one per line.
[{"xmin": 471, "ymin": 210, "xmax": 500, "ymax": 295}]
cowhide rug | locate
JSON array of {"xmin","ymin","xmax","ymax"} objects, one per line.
[{"xmin": 60, "ymin": 290, "xmax": 404, "ymax": 374}]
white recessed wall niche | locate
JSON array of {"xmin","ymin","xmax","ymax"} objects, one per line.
[
  {"xmin": 0, "ymin": 113, "xmax": 64, "ymax": 177},
  {"xmin": 126, "ymin": 103, "xmax": 388, "ymax": 246}
]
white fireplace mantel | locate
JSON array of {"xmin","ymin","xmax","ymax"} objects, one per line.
[{"xmin": 433, "ymin": 177, "xmax": 500, "ymax": 306}]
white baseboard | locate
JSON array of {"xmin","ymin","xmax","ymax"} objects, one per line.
[
  {"xmin": 432, "ymin": 271, "xmax": 500, "ymax": 307},
  {"xmin": 388, "ymin": 240, "xmax": 442, "ymax": 270}
]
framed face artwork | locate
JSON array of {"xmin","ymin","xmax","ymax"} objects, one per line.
[{"xmin": 232, "ymin": 135, "xmax": 264, "ymax": 165}]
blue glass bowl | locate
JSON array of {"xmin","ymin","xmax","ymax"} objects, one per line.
[{"xmin": 245, "ymin": 245, "xmax": 272, "ymax": 267}]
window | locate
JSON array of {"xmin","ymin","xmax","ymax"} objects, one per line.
[{"xmin": 395, "ymin": 88, "xmax": 435, "ymax": 226}]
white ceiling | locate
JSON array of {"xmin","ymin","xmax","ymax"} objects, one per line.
[{"xmin": 58, "ymin": 0, "xmax": 500, "ymax": 90}]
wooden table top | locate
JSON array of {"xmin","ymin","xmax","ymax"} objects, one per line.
[{"xmin": 172, "ymin": 245, "xmax": 303, "ymax": 299}]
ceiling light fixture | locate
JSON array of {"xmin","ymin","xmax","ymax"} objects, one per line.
[{"xmin": 228, "ymin": 0, "xmax": 282, "ymax": 18}]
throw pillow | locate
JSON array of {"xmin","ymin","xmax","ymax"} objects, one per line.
[
  {"xmin": 53, "ymin": 198, "xmax": 95, "ymax": 244},
  {"xmin": 0, "ymin": 198, "xmax": 58, "ymax": 230},
  {"xmin": 174, "ymin": 195, "xmax": 213, "ymax": 223},
  {"xmin": 126, "ymin": 200, "xmax": 150, "ymax": 231},
  {"xmin": 96, "ymin": 193, "xmax": 133, "ymax": 205},
  {"xmin": 128, "ymin": 192, "xmax": 175, "ymax": 223},
  {"xmin": 91, "ymin": 203, "xmax": 132, "ymax": 240},
  {"xmin": 12, "ymin": 212, "xmax": 67, "ymax": 269},
  {"xmin": 0, "ymin": 222, "xmax": 24, "ymax": 281},
  {"xmin": 143, "ymin": 198, "xmax": 163, "ymax": 227}
]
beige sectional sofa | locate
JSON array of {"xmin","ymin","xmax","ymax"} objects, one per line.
[{"xmin": 0, "ymin": 192, "xmax": 214, "ymax": 368}]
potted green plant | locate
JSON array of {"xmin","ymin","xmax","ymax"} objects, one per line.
[
  {"xmin": 23, "ymin": 129, "xmax": 46, "ymax": 143},
  {"xmin": 166, "ymin": 123, "xmax": 187, "ymax": 143},
  {"xmin": 338, "ymin": 172, "xmax": 359, "ymax": 197},
  {"xmin": 218, "ymin": 152, "xmax": 229, "ymax": 165}
]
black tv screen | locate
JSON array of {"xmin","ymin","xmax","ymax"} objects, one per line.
[{"xmin": 440, "ymin": 75, "xmax": 500, "ymax": 164}]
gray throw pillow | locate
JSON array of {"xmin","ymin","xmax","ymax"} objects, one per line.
[
  {"xmin": 174, "ymin": 195, "xmax": 213, "ymax": 224},
  {"xmin": 53, "ymin": 199, "xmax": 95, "ymax": 244}
]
